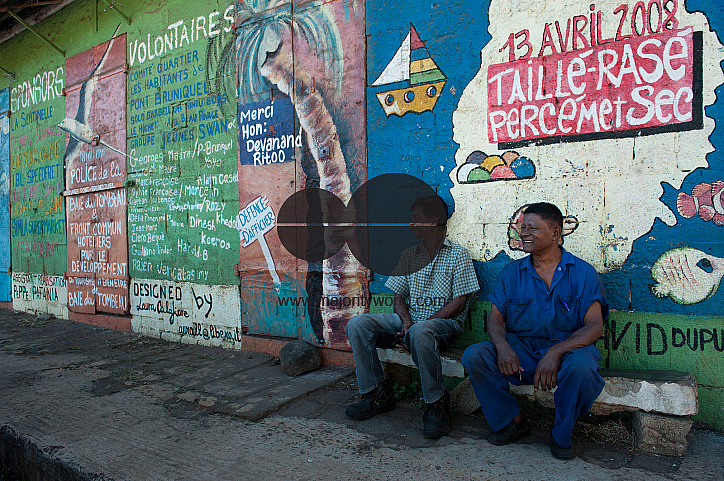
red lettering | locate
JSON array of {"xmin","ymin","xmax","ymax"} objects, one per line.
[
  {"xmin": 555, "ymin": 19, "xmax": 571, "ymax": 53},
  {"xmin": 573, "ymin": 15, "xmax": 590, "ymax": 49},
  {"xmin": 538, "ymin": 23, "xmax": 559, "ymax": 56},
  {"xmin": 615, "ymin": 4, "xmax": 633, "ymax": 41}
]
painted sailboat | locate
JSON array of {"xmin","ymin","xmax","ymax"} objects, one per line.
[{"xmin": 372, "ymin": 24, "xmax": 446, "ymax": 117}]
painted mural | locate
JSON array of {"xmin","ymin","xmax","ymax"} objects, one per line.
[
  {"xmin": 7, "ymin": 48, "xmax": 67, "ymax": 316},
  {"xmin": 677, "ymin": 181, "xmax": 724, "ymax": 225},
  {"xmin": 450, "ymin": 0, "xmax": 723, "ymax": 275},
  {"xmin": 234, "ymin": 0, "xmax": 367, "ymax": 348},
  {"xmin": 650, "ymin": 247, "xmax": 724, "ymax": 304},
  {"xmin": 0, "ymin": 0, "xmax": 722, "ymax": 428},
  {"xmin": 366, "ymin": 0, "xmax": 724, "ymax": 428},
  {"xmin": 124, "ymin": 1, "xmax": 242, "ymax": 347},
  {"xmin": 0, "ymin": 89, "xmax": 10, "ymax": 301},
  {"xmin": 371, "ymin": 24, "xmax": 446, "ymax": 117},
  {"xmin": 64, "ymin": 31, "xmax": 129, "ymax": 315}
]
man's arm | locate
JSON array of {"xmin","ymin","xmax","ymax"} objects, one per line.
[
  {"xmin": 394, "ymin": 294, "xmax": 468, "ymax": 352},
  {"xmin": 533, "ymin": 301, "xmax": 604, "ymax": 392},
  {"xmin": 427, "ymin": 294, "xmax": 468, "ymax": 322},
  {"xmin": 488, "ymin": 304, "xmax": 524, "ymax": 376},
  {"xmin": 393, "ymin": 293, "xmax": 413, "ymax": 335}
]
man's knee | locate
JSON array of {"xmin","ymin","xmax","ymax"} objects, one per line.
[
  {"xmin": 462, "ymin": 341, "xmax": 497, "ymax": 374},
  {"xmin": 406, "ymin": 321, "xmax": 433, "ymax": 343},
  {"xmin": 346, "ymin": 314, "xmax": 369, "ymax": 339},
  {"xmin": 405, "ymin": 323, "xmax": 439, "ymax": 358},
  {"xmin": 559, "ymin": 349, "xmax": 601, "ymax": 381}
]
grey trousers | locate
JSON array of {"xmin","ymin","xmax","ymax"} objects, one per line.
[{"xmin": 346, "ymin": 312, "xmax": 459, "ymax": 403}]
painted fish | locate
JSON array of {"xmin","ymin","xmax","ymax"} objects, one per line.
[
  {"xmin": 650, "ymin": 247, "xmax": 724, "ymax": 304},
  {"xmin": 676, "ymin": 181, "xmax": 724, "ymax": 226}
]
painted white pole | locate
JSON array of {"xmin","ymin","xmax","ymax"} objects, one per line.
[{"xmin": 257, "ymin": 234, "xmax": 281, "ymax": 292}]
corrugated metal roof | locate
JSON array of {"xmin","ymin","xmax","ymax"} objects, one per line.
[{"xmin": 0, "ymin": 0, "xmax": 77, "ymax": 46}]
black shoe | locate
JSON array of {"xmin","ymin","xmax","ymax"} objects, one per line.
[
  {"xmin": 550, "ymin": 434, "xmax": 575, "ymax": 460},
  {"xmin": 345, "ymin": 378, "xmax": 396, "ymax": 420},
  {"xmin": 487, "ymin": 416, "xmax": 530, "ymax": 446},
  {"xmin": 423, "ymin": 391, "xmax": 451, "ymax": 439}
]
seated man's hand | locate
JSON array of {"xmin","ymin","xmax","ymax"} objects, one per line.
[
  {"xmin": 533, "ymin": 350, "xmax": 562, "ymax": 391},
  {"xmin": 394, "ymin": 319, "xmax": 413, "ymax": 354},
  {"xmin": 496, "ymin": 344, "xmax": 523, "ymax": 378}
]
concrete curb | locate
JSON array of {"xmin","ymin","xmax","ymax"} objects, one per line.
[{"xmin": 0, "ymin": 425, "xmax": 111, "ymax": 481}]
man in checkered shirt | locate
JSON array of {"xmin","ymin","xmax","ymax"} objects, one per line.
[{"xmin": 345, "ymin": 195, "xmax": 479, "ymax": 438}]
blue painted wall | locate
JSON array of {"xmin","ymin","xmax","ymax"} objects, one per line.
[{"xmin": 0, "ymin": 89, "xmax": 10, "ymax": 301}]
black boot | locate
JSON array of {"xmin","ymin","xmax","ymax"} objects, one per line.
[
  {"xmin": 423, "ymin": 391, "xmax": 451, "ymax": 438},
  {"xmin": 345, "ymin": 378, "xmax": 396, "ymax": 420}
]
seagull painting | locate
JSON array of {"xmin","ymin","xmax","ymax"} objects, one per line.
[{"xmin": 59, "ymin": 24, "xmax": 131, "ymax": 185}]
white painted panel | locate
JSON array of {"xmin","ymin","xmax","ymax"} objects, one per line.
[{"xmin": 131, "ymin": 278, "xmax": 241, "ymax": 349}]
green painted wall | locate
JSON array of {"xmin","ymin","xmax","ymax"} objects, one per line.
[
  {"xmin": 125, "ymin": 1, "xmax": 240, "ymax": 286},
  {"xmin": 5, "ymin": 15, "xmax": 67, "ymax": 277},
  {"xmin": 605, "ymin": 311, "xmax": 724, "ymax": 428}
]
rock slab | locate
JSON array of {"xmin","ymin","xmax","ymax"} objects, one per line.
[
  {"xmin": 633, "ymin": 411, "xmax": 692, "ymax": 456},
  {"xmin": 279, "ymin": 340, "xmax": 322, "ymax": 376},
  {"xmin": 450, "ymin": 377, "xmax": 481, "ymax": 415},
  {"xmin": 509, "ymin": 369, "xmax": 698, "ymax": 416}
]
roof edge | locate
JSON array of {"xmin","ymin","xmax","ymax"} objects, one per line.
[{"xmin": 0, "ymin": 0, "xmax": 77, "ymax": 47}]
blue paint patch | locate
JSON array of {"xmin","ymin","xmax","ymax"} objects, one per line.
[
  {"xmin": 510, "ymin": 157, "xmax": 535, "ymax": 178},
  {"xmin": 603, "ymin": 1, "xmax": 724, "ymax": 315},
  {"xmin": 0, "ymin": 88, "xmax": 10, "ymax": 301},
  {"xmin": 367, "ymin": 1, "xmax": 490, "ymax": 293},
  {"xmin": 238, "ymin": 98, "xmax": 297, "ymax": 166}
]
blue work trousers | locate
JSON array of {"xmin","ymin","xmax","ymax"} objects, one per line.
[{"xmin": 461, "ymin": 333, "xmax": 604, "ymax": 448}]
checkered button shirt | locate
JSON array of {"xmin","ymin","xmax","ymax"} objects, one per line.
[{"xmin": 385, "ymin": 239, "xmax": 480, "ymax": 328}]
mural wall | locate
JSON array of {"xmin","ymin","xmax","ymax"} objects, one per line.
[
  {"xmin": 367, "ymin": 0, "xmax": 724, "ymax": 429},
  {"xmin": 64, "ymin": 32, "xmax": 129, "ymax": 315},
  {"xmin": 0, "ymin": 0, "xmax": 721, "ymax": 427},
  {"xmin": 235, "ymin": 0, "xmax": 367, "ymax": 348},
  {"xmin": 124, "ymin": 1, "xmax": 242, "ymax": 347},
  {"xmin": 6, "ymin": 14, "xmax": 67, "ymax": 317},
  {"xmin": 0, "ymin": 89, "xmax": 10, "ymax": 301}
]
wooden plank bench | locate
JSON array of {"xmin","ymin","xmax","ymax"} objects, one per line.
[{"xmin": 377, "ymin": 348, "xmax": 697, "ymax": 456}]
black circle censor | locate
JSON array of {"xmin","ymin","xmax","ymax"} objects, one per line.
[
  {"xmin": 277, "ymin": 188, "xmax": 350, "ymax": 263},
  {"xmin": 276, "ymin": 174, "xmax": 444, "ymax": 276}
]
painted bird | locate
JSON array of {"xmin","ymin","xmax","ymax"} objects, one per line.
[
  {"xmin": 650, "ymin": 247, "xmax": 724, "ymax": 305},
  {"xmin": 58, "ymin": 24, "xmax": 131, "ymax": 183},
  {"xmin": 677, "ymin": 181, "xmax": 724, "ymax": 226}
]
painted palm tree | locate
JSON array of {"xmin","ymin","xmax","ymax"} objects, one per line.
[{"xmin": 229, "ymin": 0, "xmax": 365, "ymax": 345}]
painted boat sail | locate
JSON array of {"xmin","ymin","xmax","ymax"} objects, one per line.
[{"xmin": 372, "ymin": 24, "xmax": 446, "ymax": 117}]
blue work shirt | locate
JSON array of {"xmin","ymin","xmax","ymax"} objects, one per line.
[{"xmin": 488, "ymin": 247, "xmax": 608, "ymax": 345}]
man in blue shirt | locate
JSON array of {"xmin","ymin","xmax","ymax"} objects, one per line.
[{"xmin": 462, "ymin": 202, "xmax": 607, "ymax": 459}]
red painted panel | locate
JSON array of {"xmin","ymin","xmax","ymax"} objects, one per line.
[
  {"xmin": 65, "ymin": 34, "xmax": 129, "ymax": 315},
  {"xmin": 487, "ymin": 27, "xmax": 697, "ymax": 144}
]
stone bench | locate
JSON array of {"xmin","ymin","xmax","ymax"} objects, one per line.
[{"xmin": 377, "ymin": 348, "xmax": 697, "ymax": 456}]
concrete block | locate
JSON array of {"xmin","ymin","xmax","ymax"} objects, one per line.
[
  {"xmin": 376, "ymin": 348, "xmax": 466, "ymax": 378},
  {"xmin": 279, "ymin": 340, "xmax": 321, "ymax": 376},
  {"xmin": 632, "ymin": 411, "xmax": 692, "ymax": 456},
  {"xmin": 596, "ymin": 370, "xmax": 698, "ymax": 416},
  {"xmin": 509, "ymin": 384, "xmax": 556, "ymax": 409},
  {"xmin": 450, "ymin": 377, "xmax": 480, "ymax": 415},
  {"xmin": 510, "ymin": 370, "xmax": 698, "ymax": 416}
]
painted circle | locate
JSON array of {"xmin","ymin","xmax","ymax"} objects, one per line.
[
  {"xmin": 404, "ymin": 90, "xmax": 415, "ymax": 103},
  {"xmin": 384, "ymin": 94, "xmax": 395, "ymax": 106},
  {"xmin": 426, "ymin": 85, "xmax": 437, "ymax": 97}
]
